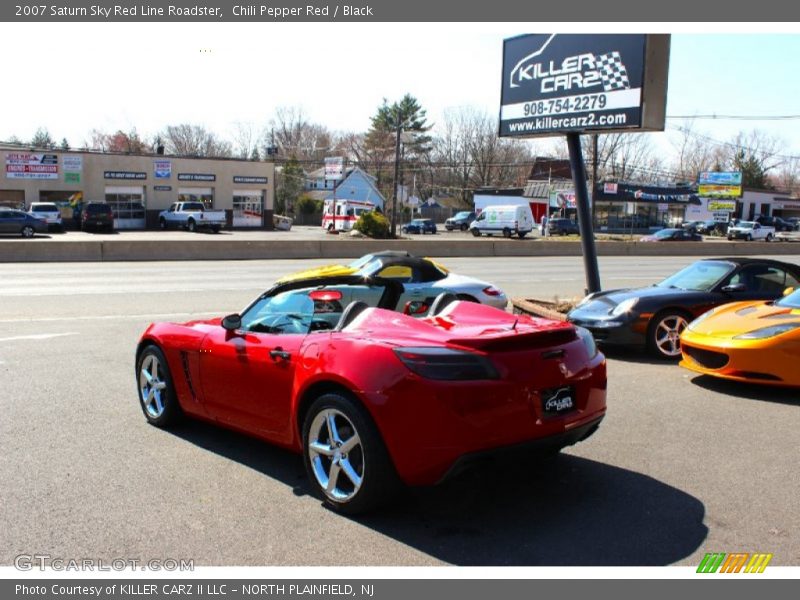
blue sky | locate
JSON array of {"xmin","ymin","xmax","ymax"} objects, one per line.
[{"xmin": 1, "ymin": 25, "xmax": 799, "ymax": 161}]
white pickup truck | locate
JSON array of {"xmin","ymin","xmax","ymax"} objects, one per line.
[
  {"xmin": 726, "ymin": 220, "xmax": 775, "ymax": 242},
  {"xmin": 158, "ymin": 201, "xmax": 226, "ymax": 233}
]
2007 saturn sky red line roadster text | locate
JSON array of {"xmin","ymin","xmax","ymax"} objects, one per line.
[{"xmin": 135, "ymin": 276, "xmax": 607, "ymax": 514}]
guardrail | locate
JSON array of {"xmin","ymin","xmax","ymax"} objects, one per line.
[{"xmin": 0, "ymin": 239, "xmax": 798, "ymax": 262}]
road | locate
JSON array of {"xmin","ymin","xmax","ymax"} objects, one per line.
[{"xmin": 1, "ymin": 256, "xmax": 798, "ymax": 567}]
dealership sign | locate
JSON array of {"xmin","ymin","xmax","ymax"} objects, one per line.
[
  {"xmin": 324, "ymin": 157, "xmax": 345, "ymax": 181},
  {"xmin": 105, "ymin": 171, "xmax": 146, "ymax": 180},
  {"xmin": 698, "ymin": 171, "xmax": 743, "ymax": 198},
  {"xmin": 233, "ymin": 176, "xmax": 268, "ymax": 184},
  {"xmin": 500, "ymin": 34, "xmax": 669, "ymax": 136},
  {"xmin": 5, "ymin": 153, "xmax": 59, "ymax": 179},
  {"xmin": 154, "ymin": 160, "xmax": 172, "ymax": 179}
]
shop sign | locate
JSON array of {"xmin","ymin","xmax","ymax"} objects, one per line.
[
  {"xmin": 64, "ymin": 173, "xmax": 81, "ymax": 184},
  {"xmin": 500, "ymin": 34, "xmax": 669, "ymax": 136},
  {"xmin": 698, "ymin": 171, "xmax": 742, "ymax": 186},
  {"xmin": 154, "ymin": 160, "xmax": 172, "ymax": 179},
  {"xmin": 324, "ymin": 157, "xmax": 345, "ymax": 180},
  {"xmin": 698, "ymin": 184, "xmax": 742, "ymax": 198},
  {"xmin": 5, "ymin": 153, "xmax": 58, "ymax": 179},
  {"xmin": 550, "ymin": 191, "xmax": 577, "ymax": 209},
  {"xmin": 233, "ymin": 176, "xmax": 268, "ymax": 184},
  {"xmin": 105, "ymin": 171, "xmax": 146, "ymax": 180},
  {"xmin": 603, "ymin": 182, "xmax": 618, "ymax": 194},
  {"xmin": 178, "ymin": 173, "xmax": 216, "ymax": 182},
  {"xmin": 63, "ymin": 155, "xmax": 82, "ymax": 184},
  {"xmin": 154, "ymin": 185, "xmax": 172, "ymax": 191},
  {"xmin": 707, "ymin": 200, "xmax": 736, "ymax": 212}
]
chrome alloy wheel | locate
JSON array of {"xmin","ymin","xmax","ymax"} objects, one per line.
[
  {"xmin": 655, "ymin": 314, "xmax": 689, "ymax": 357},
  {"xmin": 139, "ymin": 353, "xmax": 168, "ymax": 418},
  {"xmin": 307, "ymin": 409, "xmax": 364, "ymax": 503}
]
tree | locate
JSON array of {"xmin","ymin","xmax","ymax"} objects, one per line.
[
  {"xmin": 160, "ymin": 124, "xmax": 232, "ymax": 157},
  {"xmin": 265, "ymin": 106, "xmax": 333, "ymax": 162},
  {"xmin": 89, "ymin": 129, "xmax": 148, "ymax": 153},
  {"xmin": 728, "ymin": 130, "xmax": 783, "ymax": 189},
  {"xmin": 31, "ymin": 127, "xmax": 54, "ymax": 148},
  {"xmin": 232, "ymin": 121, "xmax": 260, "ymax": 159},
  {"xmin": 367, "ymin": 94, "xmax": 432, "ymax": 236},
  {"xmin": 275, "ymin": 155, "xmax": 305, "ymax": 216},
  {"xmin": 59, "ymin": 137, "xmax": 70, "ymax": 151}
]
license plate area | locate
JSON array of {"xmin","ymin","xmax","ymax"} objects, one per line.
[{"xmin": 541, "ymin": 386, "xmax": 576, "ymax": 416}]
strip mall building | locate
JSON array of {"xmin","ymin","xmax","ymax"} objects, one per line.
[{"xmin": 0, "ymin": 146, "xmax": 275, "ymax": 229}]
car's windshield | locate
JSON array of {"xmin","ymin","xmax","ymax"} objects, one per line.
[
  {"xmin": 32, "ymin": 204, "xmax": 57, "ymax": 212},
  {"xmin": 657, "ymin": 260, "xmax": 735, "ymax": 291},
  {"xmin": 737, "ymin": 221, "xmax": 755, "ymax": 229},
  {"xmin": 348, "ymin": 254, "xmax": 377, "ymax": 269},
  {"xmin": 776, "ymin": 288, "xmax": 800, "ymax": 309},
  {"xmin": 654, "ymin": 229, "xmax": 675, "ymax": 239},
  {"xmin": 454, "ymin": 212, "xmax": 470, "ymax": 219},
  {"xmin": 240, "ymin": 289, "xmax": 315, "ymax": 334},
  {"xmin": 86, "ymin": 204, "xmax": 112, "ymax": 213}
]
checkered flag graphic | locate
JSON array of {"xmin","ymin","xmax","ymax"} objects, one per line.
[{"xmin": 595, "ymin": 51, "xmax": 630, "ymax": 91}]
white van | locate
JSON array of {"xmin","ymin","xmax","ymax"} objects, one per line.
[{"xmin": 470, "ymin": 204, "xmax": 534, "ymax": 238}]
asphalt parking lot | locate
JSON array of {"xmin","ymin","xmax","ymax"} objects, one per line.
[{"xmin": 0, "ymin": 256, "xmax": 798, "ymax": 567}]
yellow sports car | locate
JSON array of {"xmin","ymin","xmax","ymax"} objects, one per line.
[{"xmin": 680, "ymin": 287, "xmax": 800, "ymax": 386}]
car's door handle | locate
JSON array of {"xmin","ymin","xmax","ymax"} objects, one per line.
[{"xmin": 269, "ymin": 349, "xmax": 291, "ymax": 362}]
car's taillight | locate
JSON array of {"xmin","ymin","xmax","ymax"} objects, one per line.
[
  {"xmin": 483, "ymin": 286, "xmax": 502, "ymax": 296},
  {"xmin": 393, "ymin": 347, "xmax": 499, "ymax": 380}
]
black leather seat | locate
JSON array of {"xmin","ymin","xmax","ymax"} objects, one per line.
[
  {"xmin": 429, "ymin": 292, "xmax": 458, "ymax": 316},
  {"xmin": 334, "ymin": 301, "xmax": 369, "ymax": 331}
]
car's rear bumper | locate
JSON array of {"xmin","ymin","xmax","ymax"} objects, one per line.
[
  {"xmin": 366, "ymin": 346, "xmax": 607, "ymax": 486},
  {"xmin": 437, "ymin": 414, "xmax": 604, "ymax": 483}
]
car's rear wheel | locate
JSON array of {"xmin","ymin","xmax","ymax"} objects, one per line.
[
  {"xmin": 303, "ymin": 392, "xmax": 397, "ymax": 514},
  {"xmin": 187, "ymin": 219, "xmax": 197, "ymax": 233},
  {"xmin": 648, "ymin": 311, "xmax": 690, "ymax": 359},
  {"xmin": 518, "ymin": 231, "xmax": 527, "ymax": 238},
  {"xmin": 211, "ymin": 225, "xmax": 221, "ymax": 234},
  {"xmin": 136, "ymin": 345, "xmax": 182, "ymax": 427},
  {"xmin": 21, "ymin": 226, "xmax": 35, "ymax": 238},
  {"xmin": 766, "ymin": 233, "xmax": 774, "ymax": 242},
  {"xmin": 502, "ymin": 227, "xmax": 512, "ymax": 238},
  {"xmin": 460, "ymin": 223, "xmax": 468, "ymax": 231}
]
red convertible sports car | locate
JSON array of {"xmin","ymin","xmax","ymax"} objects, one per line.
[{"xmin": 136, "ymin": 276, "xmax": 607, "ymax": 514}]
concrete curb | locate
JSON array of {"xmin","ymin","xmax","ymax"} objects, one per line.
[{"xmin": 0, "ymin": 239, "xmax": 799, "ymax": 262}]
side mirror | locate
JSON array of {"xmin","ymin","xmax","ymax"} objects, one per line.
[
  {"xmin": 403, "ymin": 301, "xmax": 429, "ymax": 315},
  {"xmin": 721, "ymin": 283, "xmax": 747, "ymax": 293},
  {"xmin": 784, "ymin": 287, "xmax": 795, "ymax": 297},
  {"xmin": 221, "ymin": 313, "xmax": 242, "ymax": 331}
]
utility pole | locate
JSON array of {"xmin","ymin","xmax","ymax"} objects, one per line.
[
  {"xmin": 391, "ymin": 121, "xmax": 402, "ymax": 237},
  {"xmin": 592, "ymin": 134, "xmax": 599, "ymax": 228}
]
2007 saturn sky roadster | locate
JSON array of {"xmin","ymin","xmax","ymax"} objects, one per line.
[{"xmin": 135, "ymin": 275, "xmax": 606, "ymax": 514}]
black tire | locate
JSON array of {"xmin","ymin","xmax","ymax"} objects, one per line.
[
  {"xmin": 766, "ymin": 233, "xmax": 773, "ymax": 242},
  {"xmin": 187, "ymin": 219, "xmax": 197, "ymax": 233},
  {"xmin": 471, "ymin": 228, "xmax": 481, "ymax": 237},
  {"xmin": 159, "ymin": 218, "xmax": 168, "ymax": 230},
  {"xmin": 502, "ymin": 228, "xmax": 512, "ymax": 238},
  {"xmin": 302, "ymin": 392, "xmax": 398, "ymax": 515},
  {"xmin": 327, "ymin": 223, "xmax": 334, "ymax": 232},
  {"xmin": 647, "ymin": 310, "xmax": 692, "ymax": 360},
  {"xmin": 746, "ymin": 234, "xmax": 752, "ymax": 242},
  {"xmin": 518, "ymin": 231, "xmax": 527, "ymax": 239},
  {"xmin": 460, "ymin": 223, "xmax": 468, "ymax": 231},
  {"xmin": 211, "ymin": 225, "xmax": 221, "ymax": 234},
  {"xmin": 135, "ymin": 345, "xmax": 183, "ymax": 427},
  {"xmin": 21, "ymin": 226, "xmax": 35, "ymax": 238}
]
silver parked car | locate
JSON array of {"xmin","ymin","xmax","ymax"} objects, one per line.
[{"xmin": 0, "ymin": 209, "xmax": 48, "ymax": 238}]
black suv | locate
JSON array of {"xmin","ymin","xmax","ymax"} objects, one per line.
[
  {"xmin": 81, "ymin": 202, "xmax": 115, "ymax": 232},
  {"xmin": 756, "ymin": 215, "xmax": 794, "ymax": 232},
  {"xmin": 547, "ymin": 218, "xmax": 580, "ymax": 236}
]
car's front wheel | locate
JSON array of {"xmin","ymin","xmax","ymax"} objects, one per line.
[
  {"xmin": 136, "ymin": 345, "xmax": 182, "ymax": 427},
  {"xmin": 20, "ymin": 226, "xmax": 35, "ymax": 238},
  {"xmin": 303, "ymin": 392, "xmax": 396, "ymax": 515},
  {"xmin": 471, "ymin": 228, "xmax": 481, "ymax": 237},
  {"xmin": 648, "ymin": 311, "xmax": 690, "ymax": 359}
]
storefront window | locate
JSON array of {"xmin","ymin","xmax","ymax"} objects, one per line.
[
  {"xmin": 233, "ymin": 190, "xmax": 264, "ymax": 227},
  {"xmin": 178, "ymin": 188, "xmax": 214, "ymax": 208}
]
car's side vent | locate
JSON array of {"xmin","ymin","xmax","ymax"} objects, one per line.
[{"xmin": 180, "ymin": 351, "xmax": 198, "ymax": 401}]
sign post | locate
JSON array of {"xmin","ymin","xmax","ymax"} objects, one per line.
[{"xmin": 499, "ymin": 33, "xmax": 670, "ymax": 294}]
